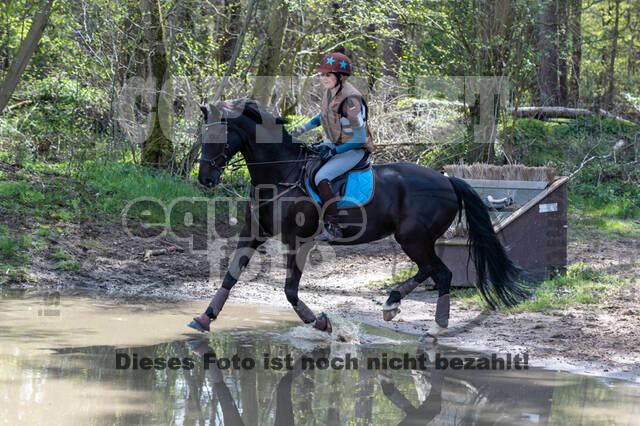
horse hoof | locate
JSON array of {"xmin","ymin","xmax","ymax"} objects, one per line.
[
  {"xmin": 382, "ymin": 302, "xmax": 400, "ymax": 321},
  {"xmin": 314, "ymin": 312, "xmax": 332, "ymax": 334},
  {"xmin": 188, "ymin": 314, "xmax": 211, "ymax": 332},
  {"xmin": 188, "ymin": 320, "xmax": 206, "ymax": 332},
  {"xmin": 383, "ymin": 307, "xmax": 401, "ymax": 321}
]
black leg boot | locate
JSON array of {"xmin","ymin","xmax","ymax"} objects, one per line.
[{"xmin": 315, "ymin": 179, "xmax": 343, "ymax": 242}]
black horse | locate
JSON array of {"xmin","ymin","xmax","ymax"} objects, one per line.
[{"xmin": 189, "ymin": 98, "xmax": 526, "ymax": 337}]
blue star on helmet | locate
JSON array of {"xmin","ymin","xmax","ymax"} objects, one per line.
[
  {"xmin": 326, "ymin": 56, "xmax": 335, "ymax": 65},
  {"xmin": 339, "ymin": 60, "xmax": 347, "ymax": 69}
]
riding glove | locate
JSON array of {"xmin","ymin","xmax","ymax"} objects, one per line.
[{"xmin": 319, "ymin": 145, "xmax": 337, "ymax": 161}]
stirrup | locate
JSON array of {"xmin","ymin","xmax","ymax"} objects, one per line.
[{"xmin": 315, "ymin": 221, "xmax": 343, "ymax": 242}]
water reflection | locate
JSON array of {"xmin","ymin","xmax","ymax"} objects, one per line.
[
  {"xmin": 1, "ymin": 291, "xmax": 640, "ymax": 425},
  {"xmin": 3, "ymin": 330, "xmax": 640, "ymax": 425}
]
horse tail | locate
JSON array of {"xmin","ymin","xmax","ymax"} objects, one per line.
[{"xmin": 448, "ymin": 177, "xmax": 528, "ymax": 309}]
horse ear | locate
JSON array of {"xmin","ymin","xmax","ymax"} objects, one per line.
[{"xmin": 199, "ymin": 103, "xmax": 208, "ymax": 117}]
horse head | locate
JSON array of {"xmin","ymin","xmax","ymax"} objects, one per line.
[
  {"xmin": 197, "ymin": 101, "xmax": 243, "ymax": 188},
  {"xmin": 197, "ymin": 98, "xmax": 296, "ymax": 188}
]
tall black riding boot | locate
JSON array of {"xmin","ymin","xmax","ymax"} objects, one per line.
[{"xmin": 315, "ymin": 179, "xmax": 343, "ymax": 242}]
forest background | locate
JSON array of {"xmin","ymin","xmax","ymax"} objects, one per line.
[{"xmin": 0, "ymin": 0, "xmax": 639, "ymax": 283}]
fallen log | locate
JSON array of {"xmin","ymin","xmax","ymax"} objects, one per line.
[
  {"xmin": 143, "ymin": 245, "xmax": 184, "ymax": 261},
  {"xmin": 5, "ymin": 99, "xmax": 32, "ymax": 112},
  {"xmin": 506, "ymin": 106, "xmax": 636, "ymax": 125}
]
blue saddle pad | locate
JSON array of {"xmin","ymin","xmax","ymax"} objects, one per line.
[{"xmin": 306, "ymin": 168, "xmax": 374, "ymax": 208}]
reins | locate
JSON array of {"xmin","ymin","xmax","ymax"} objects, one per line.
[
  {"xmin": 226, "ymin": 157, "xmax": 310, "ymax": 171},
  {"xmin": 200, "ymin": 119, "xmax": 316, "ymax": 172}
]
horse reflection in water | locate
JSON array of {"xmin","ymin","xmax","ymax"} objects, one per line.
[
  {"xmin": 189, "ymin": 340, "xmax": 555, "ymax": 425},
  {"xmin": 378, "ymin": 348, "xmax": 444, "ymax": 426},
  {"xmin": 191, "ymin": 341, "xmax": 331, "ymax": 426},
  {"xmin": 190, "ymin": 341, "xmax": 449, "ymax": 426}
]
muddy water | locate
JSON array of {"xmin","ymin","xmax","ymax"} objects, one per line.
[{"xmin": 1, "ymin": 290, "xmax": 639, "ymax": 425}]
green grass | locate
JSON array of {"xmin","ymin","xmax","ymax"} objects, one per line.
[
  {"xmin": 55, "ymin": 259, "xmax": 81, "ymax": 271},
  {"xmin": 52, "ymin": 247, "xmax": 71, "ymax": 261},
  {"xmin": 80, "ymin": 161, "xmax": 205, "ymax": 216},
  {"xmin": 0, "ymin": 228, "xmax": 33, "ymax": 284},
  {"xmin": 78, "ymin": 160, "xmax": 249, "ymax": 227},
  {"xmin": 0, "ymin": 234, "xmax": 32, "ymax": 261},
  {"xmin": 503, "ymin": 116, "xmax": 640, "ymax": 222},
  {"xmin": 452, "ymin": 263, "xmax": 625, "ymax": 312},
  {"xmin": 0, "ymin": 265, "xmax": 29, "ymax": 285},
  {"xmin": 569, "ymin": 216, "xmax": 640, "ymax": 241},
  {"xmin": 0, "ymin": 155, "xmax": 255, "ymax": 285},
  {"xmin": 511, "ymin": 263, "xmax": 624, "ymax": 312},
  {"xmin": 0, "ymin": 158, "xmax": 225, "ymax": 229},
  {"xmin": 51, "ymin": 247, "xmax": 80, "ymax": 271},
  {"xmin": 450, "ymin": 287, "xmax": 484, "ymax": 310},
  {"xmin": 0, "ymin": 174, "xmax": 84, "ymax": 222},
  {"xmin": 505, "ymin": 116, "xmax": 639, "ymax": 168},
  {"xmin": 568, "ymin": 182, "xmax": 640, "ymax": 220},
  {"xmin": 367, "ymin": 255, "xmax": 627, "ymax": 314}
]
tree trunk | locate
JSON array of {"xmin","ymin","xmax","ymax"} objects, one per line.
[
  {"xmin": 250, "ymin": 0, "xmax": 288, "ymax": 106},
  {"xmin": 364, "ymin": 23, "xmax": 380, "ymax": 90},
  {"xmin": 506, "ymin": 106, "xmax": 635, "ymax": 124},
  {"xmin": 603, "ymin": 0, "xmax": 620, "ymax": 108},
  {"xmin": 558, "ymin": 0, "xmax": 569, "ymax": 106},
  {"xmin": 0, "ymin": 0, "xmax": 54, "ymax": 115},
  {"xmin": 569, "ymin": 0, "xmax": 582, "ymax": 107},
  {"xmin": 537, "ymin": 0, "xmax": 559, "ymax": 106},
  {"xmin": 214, "ymin": 0, "xmax": 257, "ymax": 100},
  {"xmin": 217, "ymin": 0, "xmax": 242, "ymax": 64},
  {"xmin": 141, "ymin": 0, "xmax": 173, "ymax": 168},
  {"xmin": 628, "ymin": 7, "xmax": 637, "ymax": 78},
  {"xmin": 382, "ymin": 16, "xmax": 402, "ymax": 80}
]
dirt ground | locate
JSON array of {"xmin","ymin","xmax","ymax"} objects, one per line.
[{"xmin": 10, "ymin": 210, "xmax": 639, "ymax": 383}]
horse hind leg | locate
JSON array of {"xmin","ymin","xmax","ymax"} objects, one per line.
[
  {"xmin": 423, "ymin": 257, "xmax": 452, "ymax": 341},
  {"xmin": 382, "ymin": 268, "xmax": 431, "ymax": 321}
]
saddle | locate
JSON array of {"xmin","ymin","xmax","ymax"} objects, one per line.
[{"xmin": 304, "ymin": 150, "xmax": 374, "ymax": 208}]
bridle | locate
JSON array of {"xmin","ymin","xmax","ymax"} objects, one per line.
[
  {"xmin": 197, "ymin": 115, "xmax": 322, "ymax": 210},
  {"xmin": 199, "ymin": 120, "xmax": 232, "ymax": 175}
]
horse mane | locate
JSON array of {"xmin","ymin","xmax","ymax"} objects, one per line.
[
  {"xmin": 217, "ymin": 98, "xmax": 290, "ymax": 126},
  {"xmin": 216, "ymin": 98, "xmax": 302, "ymax": 151}
]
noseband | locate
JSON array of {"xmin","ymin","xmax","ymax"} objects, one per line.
[{"xmin": 199, "ymin": 120, "xmax": 231, "ymax": 175}]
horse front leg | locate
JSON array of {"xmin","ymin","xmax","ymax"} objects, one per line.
[
  {"xmin": 189, "ymin": 225, "xmax": 264, "ymax": 332},
  {"xmin": 285, "ymin": 243, "xmax": 332, "ymax": 333}
]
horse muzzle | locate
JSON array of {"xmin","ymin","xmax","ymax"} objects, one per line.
[{"xmin": 198, "ymin": 174, "xmax": 222, "ymax": 188}]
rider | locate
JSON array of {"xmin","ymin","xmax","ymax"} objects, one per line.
[{"xmin": 292, "ymin": 51, "xmax": 374, "ymax": 241}]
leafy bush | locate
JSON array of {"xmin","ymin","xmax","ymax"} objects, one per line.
[
  {"xmin": 503, "ymin": 116, "xmax": 640, "ymax": 218},
  {"xmin": 0, "ymin": 76, "xmax": 109, "ymax": 165}
]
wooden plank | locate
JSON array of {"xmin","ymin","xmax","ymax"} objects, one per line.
[
  {"xmin": 463, "ymin": 178, "xmax": 548, "ymax": 190},
  {"xmin": 493, "ymin": 177, "xmax": 569, "ymax": 233}
]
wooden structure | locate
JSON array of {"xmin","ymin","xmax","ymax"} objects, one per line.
[{"xmin": 436, "ymin": 176, "xmax": 569, "ymax": 287}]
